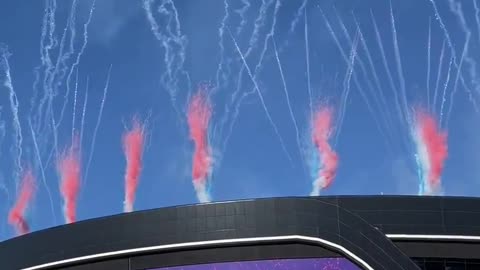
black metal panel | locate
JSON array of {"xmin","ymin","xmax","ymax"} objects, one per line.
[{"xmin": 5, "ymin": 195, "xmax": 480, "ymax": 270}]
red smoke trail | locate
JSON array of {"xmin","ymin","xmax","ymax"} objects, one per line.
[
  {"xmin": 8, "ymin": 169, "xmax": 35, "ymax": 235},
  {"xmin": 122, "ymin": 117, "xmax": 145, "ymax": 212},
  {"xmin": 311, "ymin": 106, "xmax": 338, "ymax": 195},
  {"xmin": 58, "ymin": 137, "xmax": 81, "ymax": 223},
  {"xmin": 416, "ymin": 110, "xmax": 448, "ymax": 193},
  {"xmin": 187, "ymin": 89, "xmax": 212, "ymax": 202}
]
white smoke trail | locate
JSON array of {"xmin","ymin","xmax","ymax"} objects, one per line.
[
  {"xmin": 220, "ymin": 0, "xmax": 275, "ymax": 150},
  {"xmin": 143, "ymin": 0, "xmax": 189, "ymax": 116},
  {"xmin": 289, "ymin": 0, "xmax": 308, "ymax": 35},
  {"xmin": 474, "ymin": 0, "xmax": 480, "ymax": 45},
  {"xmin": 335, "ymin": 9, "xmax": 395, "ymax": 145},
  {"xmin": 447, "ymin": 0, "xmax": 480, "ymax": 105},
  {"xmin": 235, "ymin": 0, "xmax": 251, "ymax": 36},
  {"xmin": 440, "ymin": 55, "xmax": 454, "ymax": 126},
  {"xmin": 352, "ymin": 13, "xmax": 397, "ymax": 144},
  {"xmin": 445, "ymin": 34, "xmax": 469, "ymax": 128},
  {"xmin": 57, "ymin": 0, "xmax": 96, "ymax": 131},
  {"xmin": 428, "ymin": 0, "xmax": 477, "ymax": 110},
  {"xmin": 28, "ymin": 118, "xmax": 56, "ymax": 224},
  {"xmin": 71, "ymin": 68, "xmax": 79, "ymax": 141},
  {"xmin": 0, "ymin": 46, "xmax": 23, "ymax": 189},
  {"xmin": 84, "ymin": 66, "xmax": 111, "ymax": 187},
  {"xmin": 335, "ymin": 32, "xmax": 359, "ymax": 145},
  {"xmin": 229, "ymin": 29, "xmax": 293, "ymax": 163},
  {"xmin": 390, "ymin": 3, "xmax": 410, "ymax": 124},
  {"xmin": 320, "ymin": 10, "xmax": 385, "ymax": 145},
  {"xmin": 433, "ymin": 39, "xmax": 446, "ymax": 113},
  {"xmin": 370, "ymin": 10, "xmax": 405, "ymax": 127},
  {"xmin": 214, "ymin": 0, "xmax": 229, "ymax": 94},
  {"xmin": 273, "ymin": 39, "xmax": 302, "ymax": 159},
  {"xmin": 79, "ymin": 77, "xmax": 89, "ymax": 154}
]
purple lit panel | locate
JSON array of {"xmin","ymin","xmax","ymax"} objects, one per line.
[{"xmin": 152, "ymin": 258, "xmax": 361, "ymax": 270}]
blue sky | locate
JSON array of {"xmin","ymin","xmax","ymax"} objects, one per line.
[{"xmin": 0, "ymin": 0, "xmax": 480, "ymax": 239}]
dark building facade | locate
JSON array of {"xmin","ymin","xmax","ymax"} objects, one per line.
[{"xmin": 1, "ymin": 196, "xmax": 480, "ymax": 270}]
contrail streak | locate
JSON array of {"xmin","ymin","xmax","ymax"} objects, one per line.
[
  {"xmin": 228, "ymin": 28, "xmax": 293, "ymax": 163},
  {"xmin": 84, "ymin": 66, "xmax": 111, "ymax": 187}
]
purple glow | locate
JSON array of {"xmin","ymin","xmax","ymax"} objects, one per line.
[{"xmin": 153, "ymin": 258, "xmax": 360, "ymax": 270}]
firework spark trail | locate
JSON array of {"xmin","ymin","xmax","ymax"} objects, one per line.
[
  {"xmin": 412, "ymin": 109, "xmax": 447, "ymax": 195},
  {"xmin": 427, "ymin": 18, "xmax": 432, "ymax": 110},
  {"xmin": 335, "ymin": 10, "xmax": 395, "ymax": 144},
  {"xmin": 36, "ymin": 0, "xmax": 58, "ymax": 133},
  {"xmin": 448, "ymin": 0, "xmax": 479, "ymax": 93},
  {"xmin": 390, "ymin": 3, "xmax": 410, "ymax": 124},
  {"xmin": 58, "ymin": 137, "xmax": 81, "ymax": 224},
  {"xmin": 310, "ymin": 107, "xmax": 338, "ymax": 196},
  {"xmin": 429, "ymin": 0, "xmax": 477, "ymax": 110},
  {"xmin": 79, "ymin": 77, "xmax": 89, "ymax": 152},
  {"xmin": 229, "ymin": 28, "xmax": 294, "ymax": 163},
  {"xmin": 370, "ymin": 11, "xmax": 406, "ymax": 128},
  {"xmin": 123, "ymin": 118, "xmax": 146, "ymax": 212},
  {"xmin": 273, "ymin": 39, "xmax": 302, "ymax": 158},
  {"xmin": 227, "ymin": 0, "xmax": 273, "ymax": 108},
  {"xmin": 335, "ymin": 32, "xmax": 359, "ymax": 146},
  {"xmin": 320, "ymin": 11, "xmax": 385, "ymax": 145},
  {"xmin": 0, "ymin": 46, "xmax": 24, "ymax": 189},
  {"xmin": 8, "ymin": 169, "xmax": 35, "ymax": 236},
  {"xmin": 187, "ymin": 90, "xmax": 213, "ymax": 203},
  {"xmin": 445, "ymin": 34, "xmax": 469, "ymax": 128},
  {"xmin": 58, "ymin": 0, "xmax": 95, "ymax": 132},
  {"xmin": 440, "ymin": 55, "xmax": 454, "ymax": 125},
  {"xmin": 305, "ymin": 9, "xmax": 313, "ymax": 125},
  {"xmin": 28, "ymin": 118, "xmax": 56, "ymax": 223},
  {"xmin": 235, "ymin": 0, "xmax": 251, "ymax": 36},
  {"xmin": 219, "ymin": 0, "xmax": 273, "ymax": 142},
  {"xmin": 71, "ymin": 68, "xmax": 79, "ymax": 141},
  {"xmin": 214, "ymin": 0, "xmax": 229, "ymax": 94},
  {"xmin": 352, "ymin": 13, "xmax": 397, "ymax": 143},
  {"xmin": 84, "ymin": 66, "xmax": 111, "ymax": 187},
  {"xmin": 474, "ymin": 0, "xmax": 480, "ymax": 44},
  {"xmin": 433, "ymin": 39, "xmax": 446, "ymax": 113},
  {"xmin": 143, "ymin": 0, "xmax": 189, "ymax": 114}
]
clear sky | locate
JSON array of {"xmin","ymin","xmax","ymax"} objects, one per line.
[{"xmin": 0, "ymin": 0, "xmax": 479, "ymax": 240}]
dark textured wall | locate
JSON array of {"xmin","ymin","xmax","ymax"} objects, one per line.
[{"xmin": 3, "ymin": 196, "xmax": 480, "ymax": 270}]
